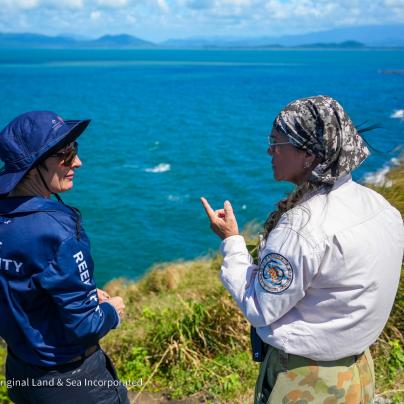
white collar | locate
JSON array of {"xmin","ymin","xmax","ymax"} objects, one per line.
[
  {"xmin": 331, "ymin": 173, "xmax": 352, "ymax": 191},
  {"xmin": 299, "ymin": 173, "xmax": 352, "ymax": 204}
]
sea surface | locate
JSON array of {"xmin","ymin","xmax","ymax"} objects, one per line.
[{"xmin": 0, "ymin": 48, "xmax": 403, "ymax": 285}]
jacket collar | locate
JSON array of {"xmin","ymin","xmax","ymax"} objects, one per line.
[
  {"xmin": 0, "ymin": 196, "xmax": 74, "ymax": 217},
  {"xmin": 331, "ymin": 173, "xmax": 352, "ymax": 190},
  {"xmin": 299, "ymin": 174, "xmax": 352, "ymax": 204}
]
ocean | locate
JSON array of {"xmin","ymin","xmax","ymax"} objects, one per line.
[{"xmin": 0, "ymin": 48, "xmax": 403, "ymax": 285}]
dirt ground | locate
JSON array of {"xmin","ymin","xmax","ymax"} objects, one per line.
[{"xmin": 128, "ymin": 391, "xmax": 207, "ymax": 403}]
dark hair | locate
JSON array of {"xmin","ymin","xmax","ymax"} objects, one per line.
[{"xmin": 263, "ymin": 181, "xmax": 315, "ymax": 240}]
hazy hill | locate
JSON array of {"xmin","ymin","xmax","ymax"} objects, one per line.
[
  {"xmin": 294, "ymin": 40, "xmax": 366, "ymax": 49},
  {"xmin": 82, "ymin": 34, "xmax": 155, "ymax": 48},
  {"xmin": 162, "ymin": 24, "xmax": 404, "ymax": 48},
  {"xmin": 0, "ymin": 33, "xmax": 77, "ymax": 48},
  {"xmin": 0, "ymin": 33, "xmax": 155, "ymax": 48}
]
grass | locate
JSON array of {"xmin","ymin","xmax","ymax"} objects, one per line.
[
  {"xmin": 0, "ymin": 342, "xmax": 8, "ymax": 404},
  {"xmin": 101, "ymin": 260, "xmax": 257, "ymax": 401},
  {"xmin": 0, "ymin": 163, "xmax": 402, "ymax": 403},
  {"xmin": 371, "ymin": 266, "xmax": 404, "ymax": 403},
  {"xmin": 366, "ymin": 162, "xmax": 404, "ymax": 402}
]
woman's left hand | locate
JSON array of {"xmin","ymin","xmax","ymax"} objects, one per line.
[
  {"xmin": 200, "ymin": 197, "xmax": 239, "ymax": 240},
  {"xmin": 97, "ymin": 288, "xmax": 110, "ymax": 303}
]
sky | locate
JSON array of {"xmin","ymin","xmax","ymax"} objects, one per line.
[{"xmin": 0, "ymin": 0, "xmax": 403, "ymax": 42}]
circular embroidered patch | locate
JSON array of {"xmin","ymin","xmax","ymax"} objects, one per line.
[{"xmin": 258, "ymin": 253, "xmax": 293, "ymax": 294}]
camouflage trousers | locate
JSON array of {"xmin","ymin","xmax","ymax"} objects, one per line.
[{"xmin": 254, "ymin": 345, "xmax": 374, "ymax": 404}]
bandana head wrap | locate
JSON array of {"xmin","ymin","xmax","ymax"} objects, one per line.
[{"xmin": 273, "ymin": 95, "xmax": 369, "ymax": 184}]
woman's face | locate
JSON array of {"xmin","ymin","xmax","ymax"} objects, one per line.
[
  {"xmin": 267, "ymin": 128, "xmax": 313, "ymax": 185},
  {"xmin": 42, "ymin": 142, "xmax": 82, "ymax": 193}
]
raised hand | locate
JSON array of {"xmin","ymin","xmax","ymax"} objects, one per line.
[{"xmin": 200, "ymin": 197, "xmax": 239, "ymax": 240}]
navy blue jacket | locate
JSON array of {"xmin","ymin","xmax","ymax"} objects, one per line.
[{"xmin": 0, "ymin": 196, "xmax": 119, "ymax": 366}]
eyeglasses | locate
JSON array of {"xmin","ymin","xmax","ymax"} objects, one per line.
[
  {"xmin": 268, "ymin": 141, "xmax": 292, "ymax": 153},
  {"xmin": 50, "ymin": 141, "xmax": 78, "ymax": 167}
]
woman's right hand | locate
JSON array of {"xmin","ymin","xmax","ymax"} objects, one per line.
[
  {"xmin": 108, "ymin": 296, "xmax": 125, "ymax": 319},
  {"xmin": 200, "ymin": 197, "xmax": 239, "ymax": 240}
]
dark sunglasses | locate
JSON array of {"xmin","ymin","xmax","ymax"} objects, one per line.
[{"xmin": 50, "ymin": 141, "xmax": 78, "ymax": 167}]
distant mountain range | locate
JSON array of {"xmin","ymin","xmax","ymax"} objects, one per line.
[
  {"xmin": 162, "ymin": 24, "xmax": 404, "ymax": 48},
  {"xmin": 0, "ymin": 33, "xmax": 154, "ymax": 48},
  {"xmin": 0, "ymin": 24, "xmax": 403, "ymax": 49}
]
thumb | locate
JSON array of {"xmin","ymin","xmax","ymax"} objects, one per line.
[{"xmin": 224, "ymin": 200, "xmax": 235, "ymax": 218}]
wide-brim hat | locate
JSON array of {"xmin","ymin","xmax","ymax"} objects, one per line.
[{"xmin": 0, "ymin": 111, "xmax": 90, "ymax": 195}]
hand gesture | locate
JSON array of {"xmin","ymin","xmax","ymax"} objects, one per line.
[{"xmin": 200, "ymin": 197, "xmax": 239, "ymax": 240}]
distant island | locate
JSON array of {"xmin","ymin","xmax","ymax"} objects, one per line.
[{"xmin": 0, "ymin": 24, "xmax": 403, "ymax": 49}]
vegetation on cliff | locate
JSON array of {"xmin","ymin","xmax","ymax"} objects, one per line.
[{"xmin": 0, "ymin": 163, "xmax": 402, "ymax": 403}]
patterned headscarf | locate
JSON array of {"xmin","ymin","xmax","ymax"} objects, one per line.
[{"xmin": 273, "ymin": 95, "xmax": 369, "ymax": 184}]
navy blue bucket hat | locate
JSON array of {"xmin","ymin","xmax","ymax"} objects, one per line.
[{"xmin": 0, "ymin": 111, "xmax": 90, "ymax": 195}]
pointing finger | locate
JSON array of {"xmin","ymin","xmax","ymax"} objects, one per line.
[{"xmin": 200, "ymin": 197, "xmax": 215, "ymax": 221}]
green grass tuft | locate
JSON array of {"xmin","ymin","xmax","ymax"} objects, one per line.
[{"xmin": 102, "ymin": 261, "xmax": 254, "ymax": 400}]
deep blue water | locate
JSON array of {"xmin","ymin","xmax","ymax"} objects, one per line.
[{"xmin": 0, "ymin": 49, "xmax": 403, "ymax": 285}]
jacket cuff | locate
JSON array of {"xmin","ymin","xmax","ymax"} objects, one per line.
[
  {"xmin": 100, "ymin": 301, "xmax": 120, "ymax": 329},
  {"xmin": 220, "ymin": 235, "xmax": 249, "ymax": 257}
]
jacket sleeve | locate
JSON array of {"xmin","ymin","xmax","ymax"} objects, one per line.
[
  {"xmin": 220, "ymin": 224, "xmax": 320, "ymax": 328},
  {"xmin": 38, "ymin": 236, "xmax": 119, "ymax": 346}
]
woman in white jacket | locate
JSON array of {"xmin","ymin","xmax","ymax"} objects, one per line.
[{"xmin": 201, "ymin": 95, "xmax": 403, "ymax": 404}]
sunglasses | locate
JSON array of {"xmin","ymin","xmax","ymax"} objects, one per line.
[{"xmin": 50, "ymin": 141, "xmax": 78, "ymax": 167}]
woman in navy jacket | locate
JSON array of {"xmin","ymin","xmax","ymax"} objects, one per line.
[{"xmin": 0, "ymin": 111, "xmax": 128, "ymax": 403}]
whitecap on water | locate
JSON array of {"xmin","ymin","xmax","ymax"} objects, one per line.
[
  {"xmin": 149, "ymin": 141, "xmax": 160, "ymax": 151},
  {"xmin": 390, "ymin": 109, "xmax": 404, "ymax": 119},
  {"xmin": 144, "ymin": 163, "xmax": 171, "ymax": 173},
  {"xmin": 167, "ymin": 194, "xmax": 190, "ymax": 202}
]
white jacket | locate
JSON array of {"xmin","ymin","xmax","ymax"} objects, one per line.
[{"xmin": 220, "ymin": 175, "xmax": 403, "ymax": 360}]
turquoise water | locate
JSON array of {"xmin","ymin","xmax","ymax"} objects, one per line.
[{"xmin": 0, "ymin": 49, "xmax": 403, "ymax": 285}]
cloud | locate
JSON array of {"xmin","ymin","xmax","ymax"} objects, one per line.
[
  {"xmin": 57, "ymin": 0, "xmax": 83, "ymax": 8},
  {"xmin": 95, "ymin": 0, "xmax": 129, "ymax": 8},
  {"xmin": 384, "ymin": 0, "xmax": 404, "ymax": 7},
  {"xmin": 90, "ymin": 10, "xmax": 101, "ymax": 20},
  {"xmin": 92, "ymin": 0, "xmax": 169, "ymax": 11},
  {"xmin": 223, "ymin": 0, "xmax": 251, "ymax": 5},
  {"xmin": 0, "ymin": 0, "xmax": 83, "ymax": 11},
  {"xmin": 187, "ymin": 0, "xmax": 214, "ymax": 9},
  {"xmin": 0, "ymin": 0, "xmax": 39, "ymax": 10},
  {"xmin": 265, "ymin": 0, "xmax": 337, "ymax": 20},
  {"xmin": 157, "ymin": 0, "xmax": 170, "ymax": 12},
  {"xmin": 186, "ymin": 0, "xmax": 251, "ymax": 10},
  {"xmin": 0, "ymin": 0, "xmax": 402, "ymax": 41}
]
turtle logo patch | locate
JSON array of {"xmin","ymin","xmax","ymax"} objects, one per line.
[{"xmin": 258, "ymin": 253, "xmax": 293, "ymax": 294}]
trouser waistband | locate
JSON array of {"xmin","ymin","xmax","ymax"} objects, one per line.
[
  {"xmin": 8, "ymin": 345, "xmax": 100, "ymax": 371},
  {"xmin": 274, "ymin": 346, "xmax": 363, "ymax": 369}
]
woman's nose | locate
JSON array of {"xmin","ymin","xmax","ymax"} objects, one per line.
[
  {"xmin": 72, "ymin": 155, "xmax": 82, "ymax": 168},
  {"xmin": 267, "ymin": 146, "xmax": 273, "ymax": 156}
]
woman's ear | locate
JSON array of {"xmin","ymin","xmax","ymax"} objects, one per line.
[{"xmin": 304, "ymin": 153, "xmax": 316, "ymax": 168}]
